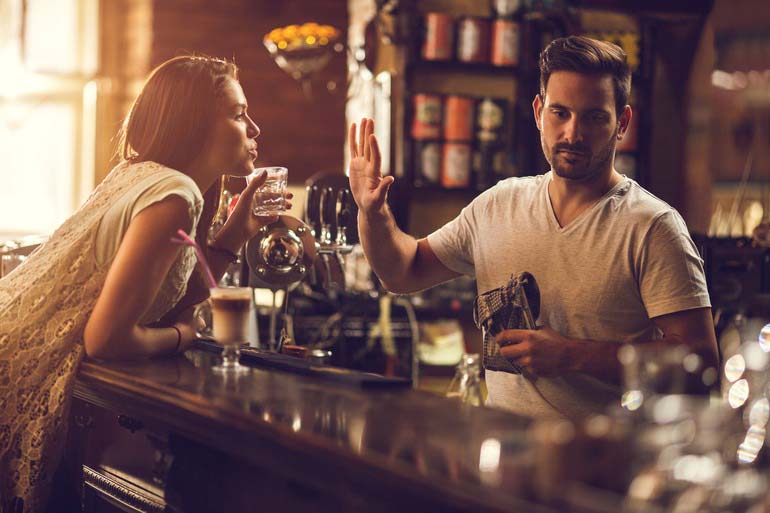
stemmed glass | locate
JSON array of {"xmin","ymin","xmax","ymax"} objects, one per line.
[{"xmin": 208, "ymin": 286, "xmax": 253, "ymax": 374}]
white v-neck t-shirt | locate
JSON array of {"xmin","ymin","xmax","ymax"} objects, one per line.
[{"xmin": 427, "ymin": 172, "xmax": 710, "ymax": 419}]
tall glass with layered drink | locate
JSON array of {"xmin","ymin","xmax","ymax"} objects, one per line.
[{"xmin": 210, "ymin": 286, "xmax": 253, "ymax": 373}]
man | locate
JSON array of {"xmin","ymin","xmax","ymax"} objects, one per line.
[{"xmin": 348, "ymin": 36, "xmax": 718, "ymax": 420}]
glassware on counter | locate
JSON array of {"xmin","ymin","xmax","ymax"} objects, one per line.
[{"xmin": 446, "ymin": 353, "xmax": 483, "ymax": 406}]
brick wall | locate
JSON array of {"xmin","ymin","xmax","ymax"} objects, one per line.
[{"xmin": 151, "ymin": 1, "xmax": 349, "ymax": 183}]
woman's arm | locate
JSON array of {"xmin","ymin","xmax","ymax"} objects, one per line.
[{"xmin": 84, "ymin": 195, "xmax": 198, "ymax": 359}]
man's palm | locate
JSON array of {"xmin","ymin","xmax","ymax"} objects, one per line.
[{"xmin": 349, "ymin": 118, "xmax": 393, "ymax": 214}]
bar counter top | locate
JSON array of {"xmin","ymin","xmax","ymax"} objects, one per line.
[{"xmin": 71, "ymin": 346, "xmax": 560, "ymax": 513}]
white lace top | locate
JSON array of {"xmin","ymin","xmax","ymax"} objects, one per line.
[{"xmin": 0, "ymin": 160, "xmax": 203, "ymax": 511}]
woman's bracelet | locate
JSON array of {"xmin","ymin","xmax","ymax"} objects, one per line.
[
  {"xmin": 207, "ymin": 243, "xmax": 239, "ymax": 263},
  {"xmin": 171, "ymin": 324, "xmax": 182, "ymax": 354}
]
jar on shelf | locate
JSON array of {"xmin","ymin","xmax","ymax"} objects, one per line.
[
  {"xmin": 411, "ymin": 93, "xmax": 443, "ymax": 140},
  {"xmin": 491, "ymin": 19, "xmax": 520, "ymax": 67},
  {"xmin": 442, "ymin": 142, "xmax": 472, "ymax": 188},
  {"xmin": 490, "ymin": 0, "xmax": 521, "ymax": 17},
  {"xmin": 490, "ymin": 0, "xmax": 520, "ymax": 67},
  {"xmin": 443, "ymin": 95, "xmax": 475, "ymax": 141},
  {"xmin": 475, "ymin": 97, "xmax": 506, "ymax": 144},
  {"xmin": 422, "ymin": 12, "xmax": 454, "ymax": 61},
  {"xmin": 457, "ymin": 17, "xmax": 491, "ymax": 64},
  {"xmin": 413, "ymin": 140, "xmax": 442, "ymax": 186}
]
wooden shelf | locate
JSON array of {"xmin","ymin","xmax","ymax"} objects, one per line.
[{"xmin": 413, "ymin": 59, "xmax": 518, "ymax": 75}]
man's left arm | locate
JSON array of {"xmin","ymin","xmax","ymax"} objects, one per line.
[{"xmin": 497, "ymin": 307, "xmax": 718, "ymax": 386}]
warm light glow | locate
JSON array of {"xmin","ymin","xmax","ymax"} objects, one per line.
[
  {"xmin": 749, "ymin": 398, "xmax": 770, "ymax": 427},
  {"xmin": 621, "ymin": 389, "xmax": 643, "ymax": 411},
  {"xmin": 479, "ymin": 438, "xmax": 501, "ymax": 473},
  {"xmin": 712, "ymin": 69, "xmax": 770, "ymax": 91},
  {"xmin": 728, "ymin": 379, "xmax": 750, "ymax": 409},
  {"xmin": 737, "ymin": 426, "xmax": 766, "ymax": 464},
  {"xmin": 759, "ymin": 324, "xmax": 770, "ymax": 352},
  {"xmin": 653, "ymin": 395, "xmax": 683, "ymax": 424},
  {"xmin": 725, "ymin": 354, "xmax": 746, "ymax": 383},
  {"xmin": 673, "ymin": 454, "xmax": 723, "ymax": 483},
  {"xmin": 263, "ymin": 22, "xmax": 340, "ymax": 52}
]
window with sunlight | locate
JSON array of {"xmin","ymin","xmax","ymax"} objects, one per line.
[{"xmin": 0, "ymin": 0, "xmax": 98, "ymax": 240}]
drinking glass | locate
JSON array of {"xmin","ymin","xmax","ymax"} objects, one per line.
[
  {"xmin": 249, "ymin": 166, "xmax": 288, "ymax": 216},
  {"xmin": 209, "ymin": 286, "xmax": 253, "ymax": 374}
]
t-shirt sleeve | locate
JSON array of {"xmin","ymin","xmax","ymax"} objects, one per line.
[
  {"xmin": 638, "ymin": 209, "xmax": 711, "ymax": 318},
  {"xmin": 426, "ymin": 197, "xmax": 482, "ymax": 277},
  {"xmin": 129, "ymin": 174, "xmax": 202, "ymax": 224},
  {"xmin": 94, "ymin": 172, "xmax": 203, "ymax": 267}
]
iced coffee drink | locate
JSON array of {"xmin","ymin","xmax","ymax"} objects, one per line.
[{"xmin": 210, "ymin": 286, "xmax": 252, "ymax": 373}]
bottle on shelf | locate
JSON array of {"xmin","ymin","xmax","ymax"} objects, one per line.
[
  {"xmin": 457, "ymin": 16, "xmax": 492, "ymax": 65},
  {"xmin": 441, "ymin": 95, "xmax": 475, "ymax": 189},
  {"xmin": 422, "ymin": 12, "xmax": 455, "ymax": 62},
  {"xmin": 411, "ymin": 93, "xmax": 444, "ymax": 187},
  {"xmin": 474, "ymin": 97, "xmax": 508, "ymax": 190},
  {"xmin": 490, "ymin": 0, "xmax": 521, "ymax": 67}
]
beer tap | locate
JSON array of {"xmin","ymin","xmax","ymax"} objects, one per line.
[
  {"xmin": 335, "ymin": 188, "xmax": 352, "ymax": 247},
  {"xmin": 320, "ymin": 187, "xmax": 337, "ymax": 248},
  {"xmin": 304, "ymin": 184, "xmax": 321, "ymax": 239}
]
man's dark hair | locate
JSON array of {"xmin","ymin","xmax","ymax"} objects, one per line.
[{"xmin": 539, "ymin": 36, "xmax": 631, "ymax": 117}]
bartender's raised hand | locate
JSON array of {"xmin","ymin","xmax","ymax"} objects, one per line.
[
  {"xmin": 213, "ymin": 170, "xmax": 293, "ymax": 252},
  {"xmin": 496, "ymin": 327, "xmax": 572, "ymax": 378},
  {"xmin": 349, "ymin": 118, "xmax": 394, "ymax": 215}
]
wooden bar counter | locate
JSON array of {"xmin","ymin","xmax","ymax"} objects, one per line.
[{"xmin": 60, "ymin": 346, "xmax": 558, "ymax": 513}]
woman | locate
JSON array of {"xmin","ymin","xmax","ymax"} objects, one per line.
[{"xmin": 0, "ymin": 55, "xmax": 289, "ymax": 511}]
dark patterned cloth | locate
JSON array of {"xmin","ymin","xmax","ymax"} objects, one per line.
[{"xmin": 473, "ymin": 272, "xmax": 540, "ymax": 374}]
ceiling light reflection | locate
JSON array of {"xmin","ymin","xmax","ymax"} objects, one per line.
[
  {"xmin": 728, "ymin": 379, "xmax": 750, "ymax": 409},
  {"xmin": 725, "ymin": 354, "xmax": 746, "ymax": 382},
  {"xmin": 737, "ymin": 426, "xmax": 766, "ymax": 464},
  {"xmin": 759, "ymin": 323, "xmax": 770, "ymax": 352},
  {"xmin": 749, "ymin": 398, "xmax": 770, "ymax": 427},
  {"xmin": 621, "ymin": 390, "xmax": 644, "ymax": 411}
]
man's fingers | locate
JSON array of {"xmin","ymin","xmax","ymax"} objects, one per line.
[
  {"xmin": 369, "ymin": 134, "xmax": 381, "ymax": 176},
  {"xmin": 358, "ymin": 118, "xmax": 367, "ymax": 157},
  {"xmin": 494, "ymin": 329, "xmax": 530, "ymax": 347},
  {"xmin": 363, "ymin": 119, "xmax": 373, "ymax": 161},
  {"xmin": 499, "ymin": 343, "xmax": 529, "ymax": 361},
  {"xmin": 349, "ymin": 123, "xmax": 358, "ymax": 159}
]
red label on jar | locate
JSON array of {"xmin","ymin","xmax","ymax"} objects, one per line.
[
  {"xmin": 491, "ymin": 20, "xmax": 519, "ymax": 67},
  {"xmin": 443, "ymin": 95, "xmax": 475, "ymax": 141},
  {"xmin": 411, "ymin": 94, "xmax": 443, "ymax": 140},
  {"xmin": 422, "ymin": 13, "xmax": 454, "ymax": 61}
]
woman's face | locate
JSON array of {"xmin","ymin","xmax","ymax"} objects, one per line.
[{"xmin": 201, "ymin": 78, "xmax": 260, "ymax": 176}]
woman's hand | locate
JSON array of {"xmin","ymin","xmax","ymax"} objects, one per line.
[
  {"xmin": 349, "ymin": 118, "xmax": 393, "ymax": 216},
  {"xmin": 213, "ymin": 170, "xmax": 293, "ymax": 251}
]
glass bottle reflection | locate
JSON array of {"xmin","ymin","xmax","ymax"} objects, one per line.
[{"xmin": 446, "ymin": 353, "xmax": 483, "ymax": 406}]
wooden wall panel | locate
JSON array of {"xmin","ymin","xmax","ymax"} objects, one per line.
[{"xmin": 151, "ymin": 0, "xmax": 348, "ymax": 183}]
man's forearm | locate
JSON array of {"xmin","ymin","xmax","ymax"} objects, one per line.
[
  {"xmin": 566, "ymin": 335, "xmax": 718, "ymax": 387},
  {"xmin": 358, "ymin": 208, "xmax": 417, "ymax": 293},
  {"xmin": 566, "ymin": 338, "xmax": 623, "ymax": 385}
]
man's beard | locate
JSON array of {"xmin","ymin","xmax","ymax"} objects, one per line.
[{"xmin": 543, "ymin": 127, "xmax": 618, "ymax": 182}]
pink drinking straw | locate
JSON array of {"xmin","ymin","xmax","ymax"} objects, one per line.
[{"xmin": 171, "ymin": 229, "xmax": 218, "ymax": 289}]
